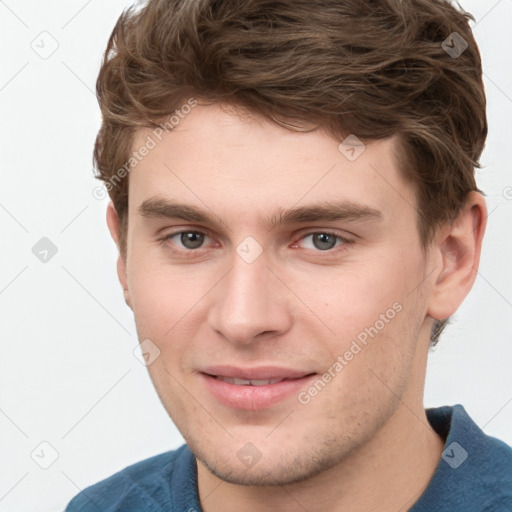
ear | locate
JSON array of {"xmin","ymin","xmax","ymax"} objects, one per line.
[
  {"xmin": 427, "ymin": 192, "xmax": 487, "ymax": 321},
  {"xmin": 106, "ymin": 201, "xmax": 132, "ymax": 310}
]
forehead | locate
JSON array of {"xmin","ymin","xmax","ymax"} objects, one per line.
[{"xmin": 127, "ymin": 103, "xmax": 416, "ymax": 230}]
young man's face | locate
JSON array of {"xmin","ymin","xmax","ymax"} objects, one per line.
[{"xmin": 110, "ymin": 102, "xmax": 442, "ymax": 485}]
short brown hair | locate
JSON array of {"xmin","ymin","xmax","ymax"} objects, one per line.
[{"xmin": 94, "ymin": 0, "xmax": 487, "ymax": 345}]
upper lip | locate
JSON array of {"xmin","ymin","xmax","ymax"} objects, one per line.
[{"xmin": 201, "ymin": 365, "xmax": 314, "ymax": 380}]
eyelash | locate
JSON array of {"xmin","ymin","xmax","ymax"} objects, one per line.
[{"xmin": 158, "ymin": 229, "xmax": 353, "ymax": 257}]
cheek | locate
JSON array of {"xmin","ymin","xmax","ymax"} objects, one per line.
[
  {"xmin": 126, "ymin": 256, "xmax": 209, "ymax": 339},
  {"xmin": 314, "ymin": 262, "xmax": 411, "ymax": 341},
  {"xmin": 302, "ymin": 301, "xmax": 419, "ymax": 437},
  {"xmin": 308, "ymin": 252, "xmax": 423, "ymax": 382}
]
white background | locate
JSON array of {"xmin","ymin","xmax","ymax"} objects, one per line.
[{"xmin": 1, "ymin": 1, "xmax": 511, "ymax": 511}]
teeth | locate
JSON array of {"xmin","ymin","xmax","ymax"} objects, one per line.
[
  {"xmin": 250, "ymin": 379, "xmax": 274, "ymax": 386},
  {"xmin": 233, "ymin": 378, "xmax": 251, "ymax": 385},
  {"xmin": 217, "ymin": 376, "xmax": 285, "ymax": 385}
]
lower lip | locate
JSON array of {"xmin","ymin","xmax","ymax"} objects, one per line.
[{"xmin": 200, "ymin": 373, "xmax": 316, "ymax": 410}]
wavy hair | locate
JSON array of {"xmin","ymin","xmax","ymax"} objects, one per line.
[{"xmin": 94, "ymin": 0, "xmax": 487, "ymax": 345}]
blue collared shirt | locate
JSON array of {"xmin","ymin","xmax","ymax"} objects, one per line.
[{"xmin": 64, "ymin": 404, "xmax": 512, "ymax": 511}]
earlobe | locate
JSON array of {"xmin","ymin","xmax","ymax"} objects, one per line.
[
  {"xmin": 106, "ymin": 201, "xmax": 133, "ymax": 310},
  {"xmin": 427, "ymin": 192, "xmax": 487, "ymax": 321}
]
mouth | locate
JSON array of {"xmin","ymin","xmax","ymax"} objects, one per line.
[
  {"xmin": 212, "ymin": 376, "xmax": 292, "ymax": 386},
  {"xmin": 199, "ymin": 366, "xmax": 317, "ymax": 410}
]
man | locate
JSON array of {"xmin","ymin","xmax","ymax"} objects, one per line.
[{"xmin": 65, "ymin": 0, "xmax": 512, "ymax": 510}]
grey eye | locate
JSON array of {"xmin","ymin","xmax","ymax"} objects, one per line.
[
  {"xmin": 299, "ymin": 232, "xmax": 344, "ymax": 251},
  {"xmin": 310, "ymin": 233, "xmax": 338, "ymax": 250},
  {"xmin": 180, "ymin": 231, "xmax": 205, "ymax": 249}
]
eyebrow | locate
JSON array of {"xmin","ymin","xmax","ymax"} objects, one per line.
[{"xmin": 138, "ymin": 197, "xmax": 383, "ymax": 231}]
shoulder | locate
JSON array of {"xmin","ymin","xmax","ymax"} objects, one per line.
[
  {"xmin": 413, "ymin": 405, "xmax": 512, "ymax": 512},
  {"xmin": 64, "ymin": 444, "xmax": 196, "ymax": 512},
  {"xmin": 473, "ymin": 426, "xmax": 512, "ymax": 510},
  {"xmin": 445, "ymin": 404, "xmax": 512, "ymax": 475}
]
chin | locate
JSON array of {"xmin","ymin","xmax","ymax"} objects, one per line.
[{"xmin": 192, "ymin": 438, "xmax": 347, "ymax": 487}]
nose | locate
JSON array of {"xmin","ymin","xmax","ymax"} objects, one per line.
[{"xmin": 207, "ymin": 249, "xmax": 293, "ymax": 346}]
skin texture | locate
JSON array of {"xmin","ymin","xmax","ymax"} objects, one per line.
[{"xmin": 106, "ymin": 102, "xmax": 486, "ymax": 512}]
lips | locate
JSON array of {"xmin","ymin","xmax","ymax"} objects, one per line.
[{"xmin": 200, "ymin": 366, "xmax": 316, "ymax": 410}]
